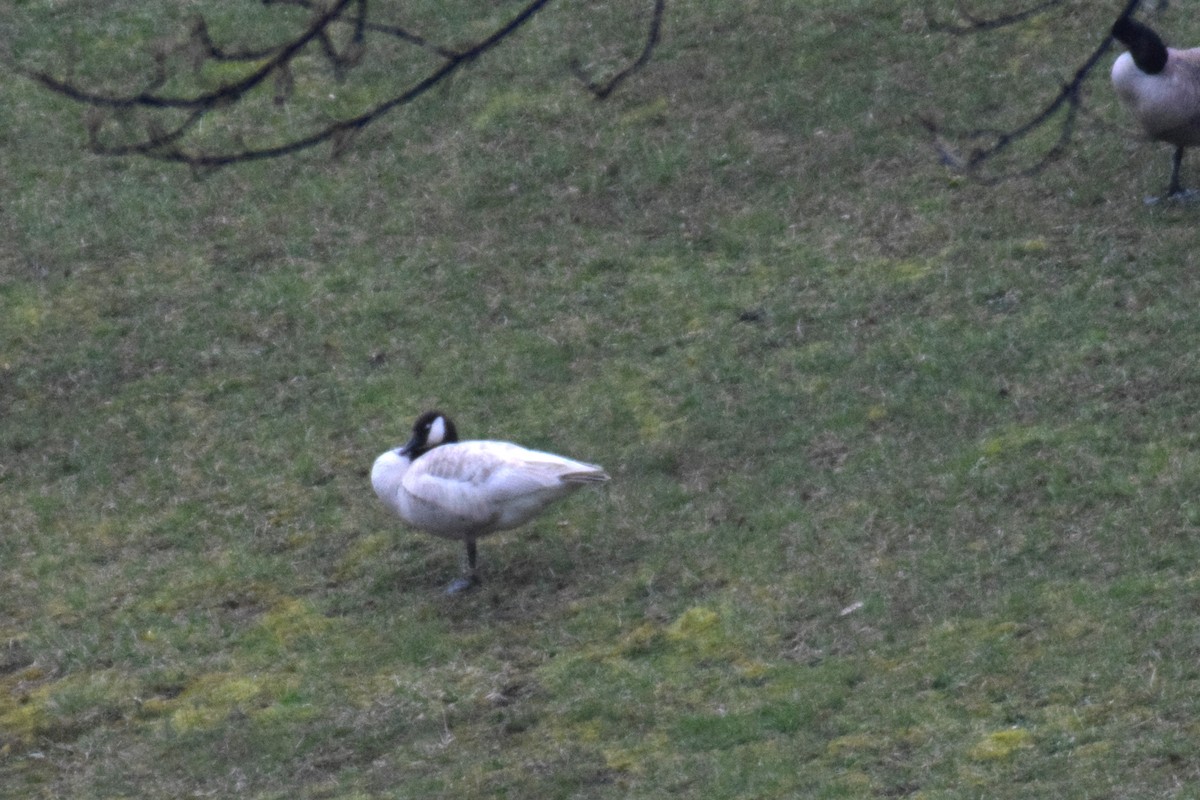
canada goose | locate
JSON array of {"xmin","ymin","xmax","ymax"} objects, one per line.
[
  {"xmin": 1111, "ymin": 16, "xmax": 1200, "ymax": 200},
  {"xmin": 371, "ymin": 411, "xmax": 610, "ymax": 593}
]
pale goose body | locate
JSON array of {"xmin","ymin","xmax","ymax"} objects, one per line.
[
  {"xmin": 371, "ymin": 411, "xmax": 609, "ymax": 592},
  {"xmin": 1111, "ymin": 16, "xmax": 1200, "ymax": 199}
]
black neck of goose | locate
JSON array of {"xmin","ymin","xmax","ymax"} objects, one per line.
[
  {"xmin": 1113, "ymin": 17, "xmax": 1169, "ymax": 74},
  {"xmin": 402, "ymin": 437, "xmax": 440, "ymax": 459}
]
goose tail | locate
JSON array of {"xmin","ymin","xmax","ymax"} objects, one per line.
[{"xmin": 562, "ymin": 468, "xmax": 611, "ymax": 484}]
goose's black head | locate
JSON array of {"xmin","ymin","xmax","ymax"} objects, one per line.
[
  {"xmin": 400, "ymin": 410, "xmax": 459, "ymax": 459},
  {"xmin": 1113, "ymin": 16, "xmax": 1169, "ymax": 75}
]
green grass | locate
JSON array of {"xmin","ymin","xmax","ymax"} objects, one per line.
[{"xmin": 5, "ymin": 0, "xmax": 1200, "ymax": 796}]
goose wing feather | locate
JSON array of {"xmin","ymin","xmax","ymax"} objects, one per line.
[
  {"xmin": 1165, "ymin": 53, "xmax": 1200, "ymax": 143},
  {"xmin": 401, "ymin": 441, "xmax": 606, "ymax": 534}
]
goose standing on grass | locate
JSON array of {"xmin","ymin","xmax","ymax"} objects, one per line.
[
  {"xmin": 371, "ymin": 411, "xmax": 610, "ymax": 594},
  {"xmin": 1111, "ymin": 15, "xmax": 1200, "ymax": 201}
]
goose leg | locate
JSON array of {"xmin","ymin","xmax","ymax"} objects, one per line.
[
  {"xmin": 445, "ymin": 538, "xmax": 481, "ymax": 594},
  {"xmin": 1146, "ymin": 147, "xmax": 1197, "ymax": 204},
  {"xmin": 1168, "ymin": 146, "xmax": 1187, "ymax": 197}
]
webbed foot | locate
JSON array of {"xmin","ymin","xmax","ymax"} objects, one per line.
[
  {"xmin": 1146, "ymin": 188, "xmax": 1200, "ymax": 205},
  {"xmin": 444, "ymin": 574, "xmax": 481, "ymax": 595}
]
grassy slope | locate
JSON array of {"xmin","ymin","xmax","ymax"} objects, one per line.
[{"xmin": 4, "ymin": 0, "xmax": 1200, "ymax": 796}]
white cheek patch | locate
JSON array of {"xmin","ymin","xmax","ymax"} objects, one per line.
[{"xmin": 427, "ymin": 415, "xmax": 447, "ymax": 446}]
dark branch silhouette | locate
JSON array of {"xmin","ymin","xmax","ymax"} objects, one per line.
[
  {"xmin": 924, "ymin": 0, "xmax": 1143, "ymax": 182},
  {"xmin": 14, "ymin": 0, "xmax": 664, "ymax": 168},
  {"xmin": 572, "ymin": 0, "xmax": 666, "ymax": 100},
  {"xmin": 928, "ymin": 0, "xmax": 1066, "ymax": 35}
]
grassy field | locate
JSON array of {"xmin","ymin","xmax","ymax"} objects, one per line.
[{"xmin": 4, "ymin": 0, "xmax": 1200, "ymax": 796}]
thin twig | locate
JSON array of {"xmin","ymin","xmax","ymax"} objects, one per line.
[
  {"xmin": 929, "ymin": 0, "xmax": 1065, "ymax": 35},
  {"xmin": 572, "ymin": 0, "xmax": 665, "ymax": 99},
  {"xmin": 267, "ymin": 0, "xmax": 460, "ymax": 59}
]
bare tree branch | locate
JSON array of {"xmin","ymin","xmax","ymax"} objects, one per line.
[
  {"xmin": 13, "ymin": 0, "xmax": 665, "ymax": 167},
  {"xmin": 265, "ymin": 0, "xmax": 460, "ymax": 60},
  {"xmin": 924, "ymin": 0, "xmax": 1143, "ymax": 182},
  {"xmin": 22, "ymin": 0, "xmax": 359, "ymax": 112},
  {"xmin": 572, "ymin": 0, "xmax": 666, "ymax": 100},
  {"xmin": 928, "ymin": 0, "xmax": 1066, "ymax": 35}
]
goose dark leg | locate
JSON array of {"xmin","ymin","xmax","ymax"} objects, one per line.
[
  {"xmin": 1146, "ymin": 147, "xmax": 1197, "ymax": 204},
  {"xmin": 445, "ymin": 538, "xmax": 481, "ymax": 594},
  {"xmin": 1168, "ymin": 146, "xmax": 1186, "ymax": 197}
]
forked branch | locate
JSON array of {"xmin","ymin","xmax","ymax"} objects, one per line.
[
  {"xmin": 572, "ymin": 0, "xmax": 666, "ymax": 100},
  {"xmin": 15, "ymin": 0, "xmax": 665, "ymax": 168},
  {"xmin": 924, "ymin": 0, "xmax": 1143, "ymax": 182}
]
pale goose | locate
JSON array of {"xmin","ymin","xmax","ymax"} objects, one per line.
[
  {"xmin": 371, "ymin": 411, "xmax": 610, "ymax": 593},
  {"xmin": 1111, "ymin": 16, "xmax": 1200, "ymax": 200}
]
